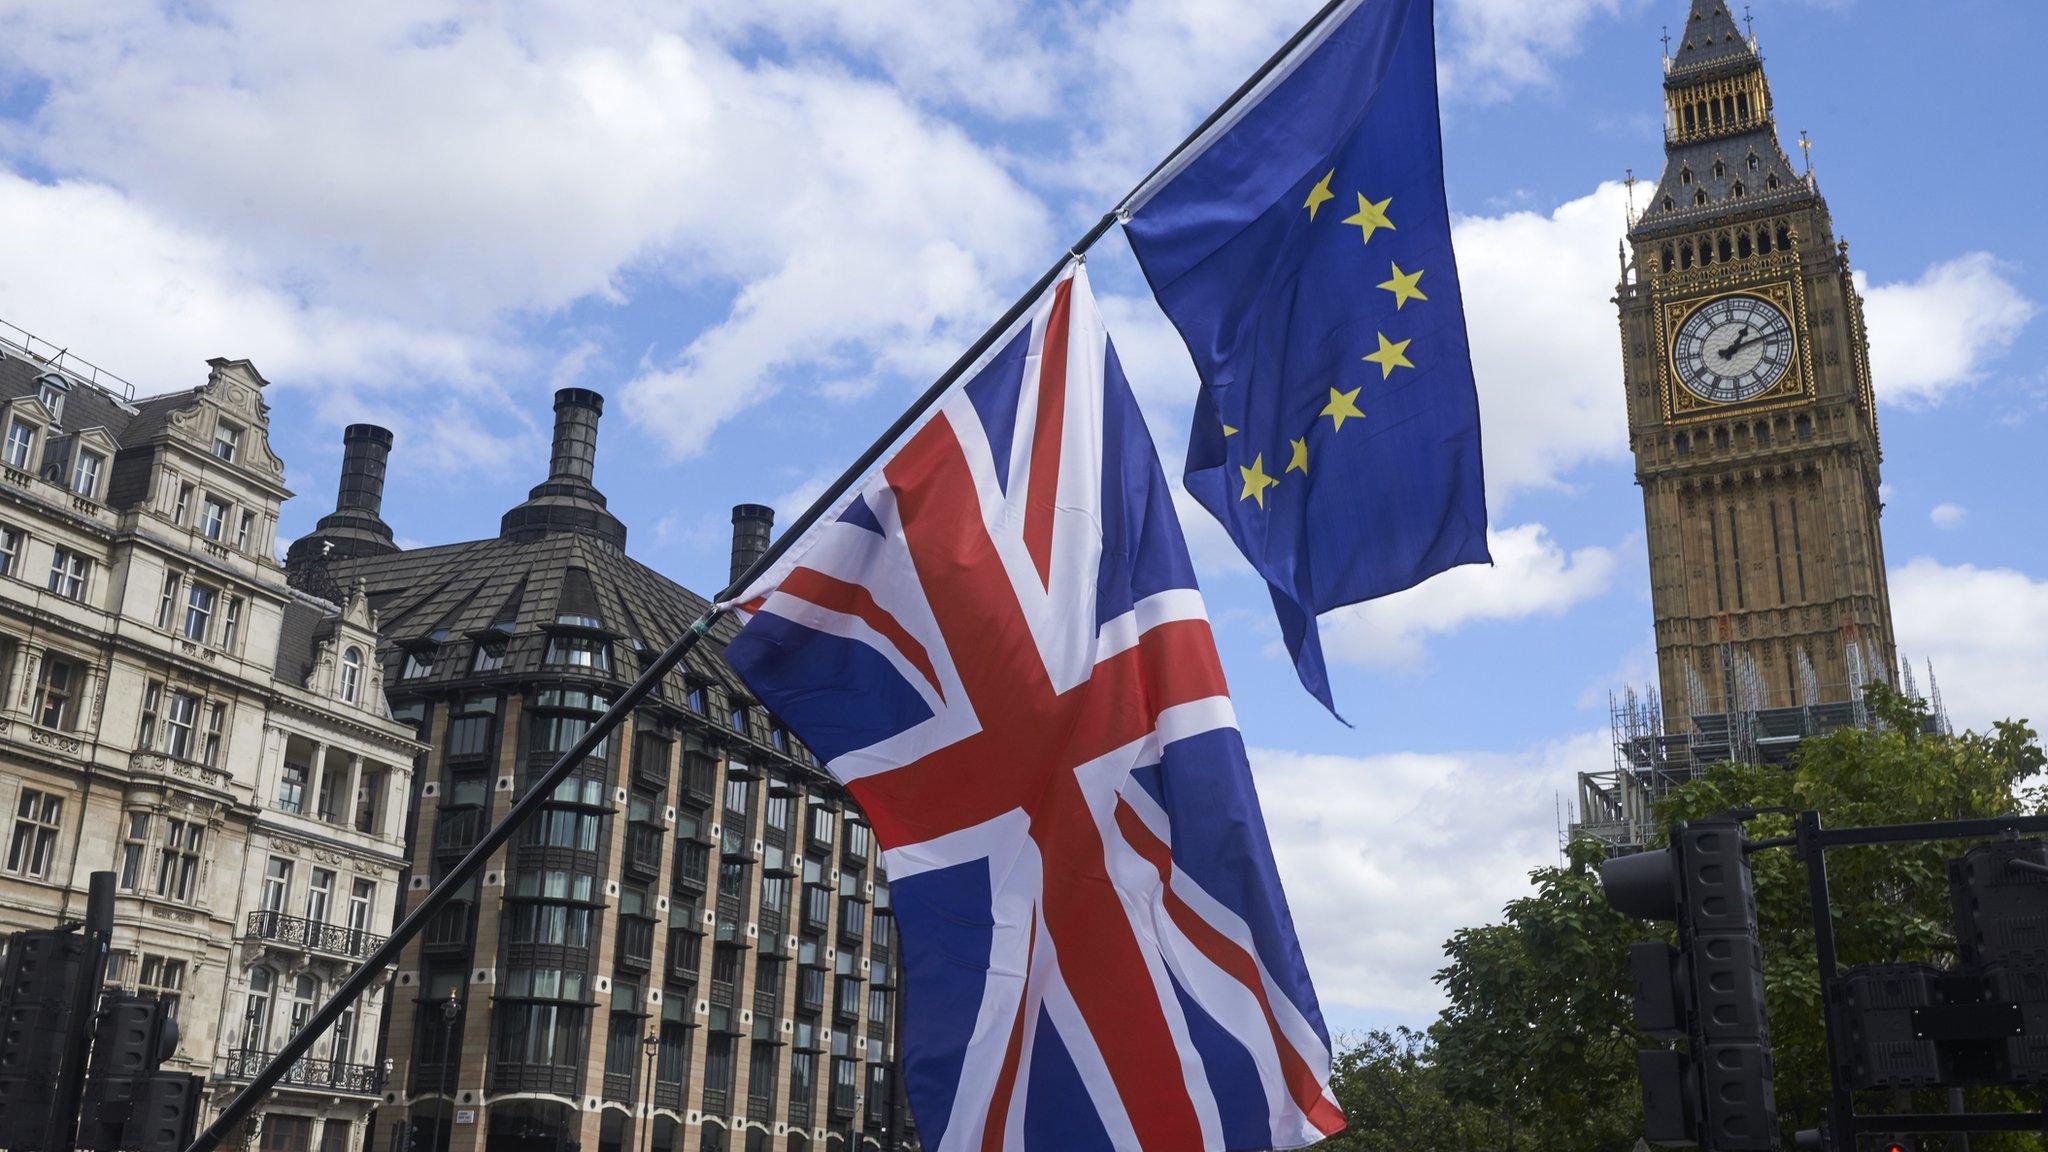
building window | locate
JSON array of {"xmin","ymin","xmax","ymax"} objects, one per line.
[
  {"xmin": 339, "ymin": 647, "xmax": 362, "ymax": 703},
  {"xmin": 0, "ymin": 524, "xmax": 19, "ymax": 578},
  {"xmin": 202, "ymin": 702, "xmax": 227, "ymax": 767},
  {"xmin": 47, "ymin": 548, "xmax": 89, "ymax": 600},
  {"xmin": 346, "ymin": 878, "xmax": 376, "ymax": 942},
  {"xmin": 137, "ymin": 954, "xmax": 186, "ymax": 1019},
  {"xmin": 447, "ymin": 694, "xmax": 498, "ymax": 758},
  {"xmin": 4, "ymin": 419, "xmax": 36, "ymax": 470},
  {"xmin": 221, "ymin": 596, "xmax": 243, "ymax": 650},
  {"xmin": 277, "ymin": 761, "xmax": 307, "ymax": 814},
  {"xmin": 213, "ymin": 422, "xmax": 242, "ymax": 463},
  {"xmin": 262, "ymin": 857, "xmax": 292, "ymax": 913},
  {"xmin": 156, "ymin": 573, "xmax": 181, "ymax": 629},
  {"xmin": 151, "ymin": 689, "xmax": 199, "ymax": 759},
  {"xmin": 173, "ymin": 482, "xmax": 193, "ymax": 525},
  {"xmin": 472, "ymin": 641, "xmax": 506, "ymax": 672},
  {"xmin": 37, "ymin": 378, "xmax": 65, "ymax": 420},
  {"xmin": 70, "ymin": 450, "xmax": 103, "ymax": 499},
  {"xmin": 155, "ymin": 819, "xmax": 204, "ymax": 902},
  {"xmin": 402, "ymin": 649, "xmax": 434, "ymax": 679},
  {"xmin": 243, "ymin": 967, "xmax": 274, "ymax": 1049},
  {"xmin": 530, "ymin": 688, "xmax": 612, "ymax": 757},
  {"xmin": 139, "ymin": 681, "xmax": 161, "ymax": 749},
  {"xmin": 183, "ymin": 584, "xmax": 216, "ymax": 641},
  {"xmin": 6, "ymin": 788, "xmax": 62, "ymax": 878},
  {"xmin": 729, "ymin": 704, "xmax": 748, "ymax": 734},
  {"xmin": 235, "ymin": 510, "xmax": 256, "ymax": 551},
  {"xmin": 686, "ymin": 684, "xmax": 705, "ymax": 713},
  {"xmin": 118, "ymin": 813, "xmax": 151, "ymax": 891},
  {"xmin": 543, "ymin": 633, "xmax": 611, "ymax": 672},
  {"xmin": 200, "ymin": 496, "xmax": 230, "ymax": 541},
  {"xmin": 34, "ymin": 655, "xmax": 80, "ymax": 729},
  {"xmin": 307, "ymin": 868, "xmax": 334, "ymax": 924}
]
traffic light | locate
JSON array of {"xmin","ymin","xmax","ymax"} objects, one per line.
[
  {"xmin": 0, "ymin": 927, "xmax": 101, "ymax": 1152},
  {"xmin": 76, "ymin": 993, "xmax": 200, "ymax": 1152},
  {"xmin": 1601, "ymin": 817, "xmax": 1778, "ymax": 1150}
]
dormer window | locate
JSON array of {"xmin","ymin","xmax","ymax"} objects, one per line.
[
  {"xmin": 1662, "ymin": 196, "xmax": 1675, "ymax": 212},
  {"xmin": 36, "ymin": 378, "xmax": 65, "ymax": 422},
  {"xmin": 544, "ymin": 634, "xmax": 611, "ymax": 672},
  {"xmin": 1731, "ymin": 181, "xmax": 1745, "ymax": 198},
  {"xmin": 213, "ymin": 422, "xmax": 242, "ymax": 463},
  {"xmin": 1680, "ymin": 167, "xmax": 1693, "ymax": 186},
  {"xmin": 402, "ymin": 648, "xmax": 435, "ymax": 680},
  {"xmin": 340, "ymin": 647, "xmax": 363, "ymax": 704},
  {"xmin": 70, "ymin": 450, "xmax": 104, "ymax": 499},
  {"xmin": 554, "ymin": 613, "xmax": 601, "ymax": 629},
  {"xmin": 4, "ymin": 419, "xmax": 36, "ymax": 471},
  {"xmin": 1746, "ymin": 153, "xmax": 1760, "ymax": 171},
  {"xmin": 473, "ymin": 640, "xmax": 507, "ymax": 673},
  {"xmin": 1766, "ymin": 174, "xmax": 1779, "ymax": 191},
  {"xmin": 1712, "ymin": 159, "xmax": 1726, "ymax": 179}
]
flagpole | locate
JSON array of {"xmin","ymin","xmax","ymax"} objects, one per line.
[{"xmin": 185, "ymin": 1, "xmax": 1363, "ymax": 1145}]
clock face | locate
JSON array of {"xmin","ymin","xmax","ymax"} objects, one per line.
[{"xmin": 1672, "ymin": 295, "xmax": 1795, "ymax": 404}]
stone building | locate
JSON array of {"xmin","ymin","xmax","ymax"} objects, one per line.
[
  {"xmin": 0, "ymin": 332, "xmax": 420, "ymax": 1150},
  {"xmin": 1575, "ymin": 0, "xmax": 1916, "ymax": 848},
  {"xmin": 289, "ymin": 390, "xmax": 911, "ymax": 1152}
]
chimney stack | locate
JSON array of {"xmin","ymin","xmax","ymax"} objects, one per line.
[
  {"xmin": 499, "ymin": 388, "xmax": 627, "ymax": 547},
  {"xmin": 549, "ymin": 388, "xmax": 604, "ymax": 484},
  {"xmin": 730, "ymin": 504, "xmax": 774, "ymax": 587},
  {"xmin": 337, "ymin": 424, "xmax": 393, "ymax": 518},
  {"xmin": 286, "ymin": 423, "xmax": 399, "ymax": 570}
]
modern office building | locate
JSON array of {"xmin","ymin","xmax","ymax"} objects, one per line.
[{"xmin": 290, "ymin": 390, "xmax": 911, "ymax": 1152}]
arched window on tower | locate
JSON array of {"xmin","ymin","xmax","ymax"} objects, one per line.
[
  {"xmin": 1680, "ymin": 243, "xmax": 1694, "ymax": 270},
  {"xmin": 1731, "ymin": 181, "xmax": 1745, "ymax": 199},
  {"xmin": 1775, "ymin": 224, "xmax": 1791, "ymax": 250},
  {"xmin": 1738, "ymin": 232, "xmax": 1753, "ymax": 258},
  {"xmin": 1695, "ymin": 189, "xmax": 1709, "ymax": 206},
  {"xmin": 1681, "ymin": 167, "xmax": 1694, "ymax": 186},
  {"xmin": 1663, "ymin": 195, "xmax": 1676, "ymax": 212},
  {"xmin": 1698, "ymin": 240, "xmax": 1711, "ymax": 267},
  {"xmin": 1747, "ymin": 153, "xmax": 1760, "ymax": 171},
  {"xmin": 1737, "ymin": 92, "xmax": 1752, "ymax": 121},
  {"xmin": 1661, "ymin": 245, "xmax": 1675, "ymax": 273},
  {"xmin": 1718, "ymin": 234, "xmax": 1733, "ymax": 262},
  {"xmin": 1766, "ymin": 173, "xmax": 1779, "ymax": 191},
  {"xmin": 1684, "ymin": 104, "xmax": 1697, "ymax": 133},
  {"xmin": 1794, "ymin": 414, "xmax": 1813, "ymax": 441},
  {"xmin": 340, "ymin": 647, "xmax": 362, "ymax": 704},
  {"xmin": 1713, "ymin": 159, "xmax": 1727, "ymax": 180},
  {"xmin": 1758, "ymin": 228, "xmax": 1773, "ymax": 255}
]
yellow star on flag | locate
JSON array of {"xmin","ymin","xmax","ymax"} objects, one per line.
[
  {"xmin": 1363, "ymin": 332, "xmax": 1414, "ymax": 379},
  {"xmin": 1287, "ymin": 437, "xmax": 1309, "ymax": 475},
  {"xmin": 1378, "ymin": 263, "xmax": 1427, "ymax": 309},
  {"xmin": 1223, "ymin": 424, "xmax": 1238, "ymax": 437},
  {"xmin": 1238, "ymin": 454, "xmax": 1278, "ymax": 508},
  {"xmin": 1320, "ymin": 386, "xmax": 1364, "ymax": 431},
  {"xmin": 1303, "ymin": 170, "xmax": 1336, "ymax": 221},
  {"xmin": 1341, "ymin": 193, "xmax": 1394, "ymax": 246}
]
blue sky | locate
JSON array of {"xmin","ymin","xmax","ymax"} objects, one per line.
[{"xmin": 2, "ymin": 0, "xmax": 2042, "ymax": 1034}]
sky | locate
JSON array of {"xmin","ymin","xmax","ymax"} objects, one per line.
[{"xmin": 1, "ymin": 0, "xmax": 2043, "ymax": 1036}]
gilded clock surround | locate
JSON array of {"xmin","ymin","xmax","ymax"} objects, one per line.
[{"xmin": 1658, "ymin": 277, "xmax": 1811, "ymax": 423}]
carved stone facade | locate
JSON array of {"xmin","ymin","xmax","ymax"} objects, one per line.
[
  {"xmin": 0, "ymin": 341, "xmax": 418, "ymax": 1152},
  {"xmin": 1620, "ymin": 0, "xmax": 1896, "ymax": 723}
]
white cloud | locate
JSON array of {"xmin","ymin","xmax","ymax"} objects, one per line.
[
  {"xmin": 1318, "ymin": 522, "xmax": 1621, "ymax": 668},
  {"xmin": 1454, "ymin": 182, "xmax": 1635, "ymax": 505},
  {"xmin": 1251, "ymin": 730, "xmax": 1609, "ymax": 1018},
  {"xmin": 1930, "ymin": 502, "xmax": 1968, "ymax": 530},
  {"xmin": 1860, "ymin": 253, "xmax": 2036, "ymax": 405},
  {"xmin": 1891, "ymin": 557, "xmax": 2048, "ymax": 733},
  {"xmin": 1439, "ymin": 0, "xmax": 1636, "ymax": 101}
]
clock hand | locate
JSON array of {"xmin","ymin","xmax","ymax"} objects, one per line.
[{"xmin": 1716, "ymin": 326, "xmax": 1755, "ymax": 360}]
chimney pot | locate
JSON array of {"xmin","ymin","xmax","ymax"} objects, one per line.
[
  {"xmin": 337, "ymin": 424, "xmax": 394, "ymax": 517},
  {"xmin": 549, "ymin": 388, "xmax": 605, "ymax": 484}
]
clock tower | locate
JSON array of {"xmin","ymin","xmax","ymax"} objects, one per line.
[{"xmin": 1621, "ymin": 0, "xmax": 1896, "ymax": 724}]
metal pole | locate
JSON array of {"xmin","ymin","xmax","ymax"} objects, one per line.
[
  {"xmin": 183, "ymin": 0, "xmax": 1370, "ymax": 1143},
  {"xmin": 51, "ymin": 871, "xmax": 115, "ymax": 1152},
  {"xmin": 1799, "ymin": 810, "xmax": 1856, "ymax": 1151}
]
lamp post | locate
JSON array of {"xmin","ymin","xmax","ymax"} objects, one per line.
[
  {"xmin": 850, "ymin": 1091, "xmax": 864, "ymax": 1152},
  {"xmin": 436, "ymin": 991, "xmax": 461, "ymax": 1152},
  {"xmin": 638, "ymin": 1031, "xmax": 661, "ymax": 1152}
]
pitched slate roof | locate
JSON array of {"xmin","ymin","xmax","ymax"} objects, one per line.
[{"xmin": 1669, "ymin": 0, "xmax": 1753, "ymax": 77}]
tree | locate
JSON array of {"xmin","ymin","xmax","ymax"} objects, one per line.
[
  {"xmin": 1317, "ymin": 1027, "xmax": 1501, "ymax": 1152},
  {"xmin": 1319, "ymin": 690, "xmax": 2045, "ymax": 1152}
]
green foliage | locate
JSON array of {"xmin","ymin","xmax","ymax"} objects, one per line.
[{"xmin": 1317, "ymin": 689, "xmax": 2046, "ymax": 1152}]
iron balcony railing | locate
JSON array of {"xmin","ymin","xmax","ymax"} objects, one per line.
[
  {"xmin": 221, "ymin": 1048, "xmax": 381, "ymax": 1096},
  {"xmin": 246, "ymin": 910, "xmax": 387, "ymax": 960}
]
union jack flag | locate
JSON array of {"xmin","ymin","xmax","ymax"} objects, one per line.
[{"xmin": 723, "ymin": 266, "xmax": 1344, "ymax": 1151}]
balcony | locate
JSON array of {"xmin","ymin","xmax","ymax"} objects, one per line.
[
  {"xmin": 624, "ymin": 822, "xmax": 664, "ymax": 879},
  {"xmin": 221, "ymin": 1048, "xmax": 381, "ymax": 1097},
  {"xmin": 246, "ymin": 911, "xmax": 386, "ymax": 961}
]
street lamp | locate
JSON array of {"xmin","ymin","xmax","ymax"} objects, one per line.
[
  {"xmin": 638, "ymin": 1030, "xmax": 661, "ymax": 1152},
  {"xmin": 436, "ymin": 990, "xmax": 461, "ymax": 1152}
]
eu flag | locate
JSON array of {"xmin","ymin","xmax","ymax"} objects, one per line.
[{"xmin": 1123, "ymin": 0, "xmax": 1489, "ymax": 714}]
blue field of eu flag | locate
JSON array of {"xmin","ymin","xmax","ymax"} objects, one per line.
[{"xmin": 1122, "ymin": 0, "xmax": 1490, "ymax": 715}]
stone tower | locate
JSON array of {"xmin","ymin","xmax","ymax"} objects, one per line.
[{"xmin": 1620, "ymin": 0, "xmax": 1896, "ymax": 723}]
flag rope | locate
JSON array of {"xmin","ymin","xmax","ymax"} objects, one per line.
[{"xmin": 186, "ymin": 0, "xmax": 1358, "ymax": 1142}]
